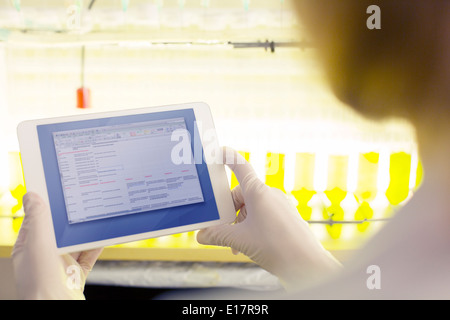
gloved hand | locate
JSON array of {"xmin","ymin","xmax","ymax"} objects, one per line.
[
  {"xmin": 197, "ymin": 148, "xmax": 342, "ymax": 290},
  {"xmin": 12, "ymin": 192, "xmax": 102, "ymax": 300}
]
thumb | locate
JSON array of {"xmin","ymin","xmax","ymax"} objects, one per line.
[
  {"xmin": 222, "ymin": 147, "xmax": 263, "ymax": 195},
  {"xmin": 75, "ymin": 248, "xmax": 104, "ymax": 278}
]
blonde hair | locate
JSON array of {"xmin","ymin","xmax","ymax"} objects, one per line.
[{"xmin": 293, "ymin": 0, "xmax": 449, "ymax": 116}]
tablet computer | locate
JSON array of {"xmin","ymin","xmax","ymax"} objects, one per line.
[{"xmin": 17, "ymin": 102, "xmax": 236, "ymax": 253}]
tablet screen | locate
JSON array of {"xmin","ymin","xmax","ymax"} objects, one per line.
[
  {"xmin": 53, "ymin": 117, "xmax": 204, "ymax": 224},
  {"xmin": 37, "ymin": 109, "xmax": 220, "ymax": 249}
]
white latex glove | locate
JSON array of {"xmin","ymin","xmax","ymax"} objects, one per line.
[
  {"xmin": 197, "ymin": 148, "xmax": 342, "ymax": 290},
  {"xmin": 12, "ymin": 192, "xmax": 103, "ymax": 300}
]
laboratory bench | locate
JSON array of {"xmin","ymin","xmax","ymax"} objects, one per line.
[
  {"xmin": 0, "ymin": 210, "xmax": 357, "ymax": 297},
  {"xmin": 0, "ymin": 210, "xmax": 357, "ymax": 262}
]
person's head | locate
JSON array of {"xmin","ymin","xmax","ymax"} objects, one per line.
[{"xmin": 293, "ymin": 0, "xmax": 450, "ymax": 121}]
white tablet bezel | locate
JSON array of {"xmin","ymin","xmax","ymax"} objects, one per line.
[{"xmin": 17, "ymin": 102, "xmax": 236, "ymax": 254}]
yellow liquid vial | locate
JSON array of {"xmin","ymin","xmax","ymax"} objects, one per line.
[
  {"xmin": 327, "ymin": 155, "xmax": 348, "ymax": 192},
  {"xmin": 354, "ymin": 152, "xmax": 379, "ymax": 203},
  {"xmin": 322, "ymin": 202, "xmax": 345, "ymax": 240},
  {"xmin": 323, "ymin": 188, "xmax": 347, "ymax": 239},
  {"xmin": 293, "ymin": 153, "xmax": 315, "ymax": 190},
  {"xmin": 290, "ymin": 153, "xmax": 316, "ymax": 220},
  {"xmin": 323, "ymin": 155, "xmax": 349, "ymax": 239},
  {"xmin": 354, "ymin": 201, "xmax": 374, "ymax": 232},
  {"xmin": 386, "ymin": 152, "xmax": 411, "ymax": 205},
  {"xmin": 265, "ymin": 153, "xmax": 285, "ymax": 192},
  {"xmin": 291, "ymin": 188, "xmax": 316, "ymax": 220}
]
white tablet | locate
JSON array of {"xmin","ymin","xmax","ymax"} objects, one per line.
[{"xmin": 17, "ymin": 102, "xmax": 236, "ymax": 253}]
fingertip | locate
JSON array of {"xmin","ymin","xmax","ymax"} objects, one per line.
[
  {"xmin": 22, "ymin": 192, "xmax": 35, "ymax": 207},
  {"xmin": 77, "ymin": 248, "xmax": 104, "ymax": 276},
  {"xmin": 222, "ymin": 147, "xmax": 247, "ymax": 171},
  {"xmin": 196, "ymin": 225, "xmax": 229, "ymax": 246},
  {"xmin": 196, "ymin": 228, "xmax": 210, "ymax": 245},
  {"xmin": 23, "ymin": 192, "xmax": 43, "ymax": 208},
  {"xmin": 222, "ymin": 147, "xmax": 260, "ymax": 191},
  {"xmin": 22, "ymin": 192, "xmax": 47, "ymax": 217}
]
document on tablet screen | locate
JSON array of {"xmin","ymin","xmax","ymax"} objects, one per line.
[{"xmin": 52, "ymin": 117, "xmax": 204, "ymax": 224}]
